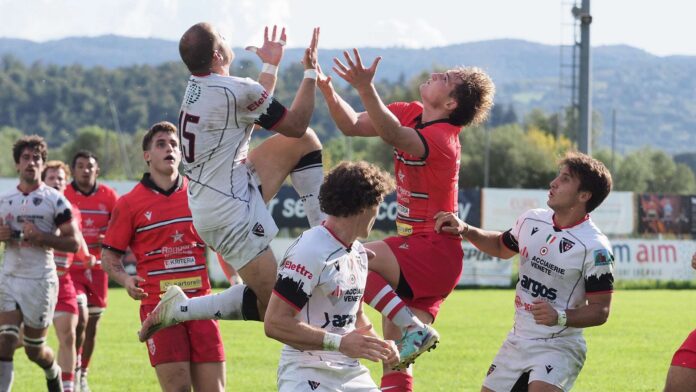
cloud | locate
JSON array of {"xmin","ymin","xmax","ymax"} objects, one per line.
[{"xmin": 372, "ymin": 18, "xmax": 447, "ymax": 48}]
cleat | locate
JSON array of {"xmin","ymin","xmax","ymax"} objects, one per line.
[
  {"xmin": 393, "ymin": 324, "xmax": 440, "ymax": 370},
  {"xmin": 78, "ymin": 375, "xmax": 91, "ymax": 392},
  {"xmin": 47, "ymin": 374, "xmax": 63, "ymax": 392},
  {"xmin": 138, "ymin": 285, "xmax": 187, "ymax": 342}
]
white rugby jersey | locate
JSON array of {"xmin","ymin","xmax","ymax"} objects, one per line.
[
  {"xmin": 178, "ymin": 73, "xmax": 286, "ymax": 230},
  {"xmin": 502, "ymin": 208, "xmax": 614, "ymax": 339},
  {"xmin": 0, "ymin": 183, "xmax": 73, "ymax": 278},
  {"xmin": 273, "ymin": 225, "xmax": 369, "ymax": 363}
]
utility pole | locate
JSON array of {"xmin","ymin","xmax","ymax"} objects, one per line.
[
  {"xmin": 611, "ymin": 108, "xmax": 617, "ymax": 172},
  {"xmin": 573, "ymin": 0, "xmax": 592, "ymax": 154}
]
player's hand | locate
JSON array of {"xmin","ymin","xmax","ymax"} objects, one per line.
[
  {"xmin": 382, "ymin": 339, "xmax": 400, "ymax": 368},
  {"xmin": 86, "ymin": 255, "xmax": 97, "ymax": 268},
  {"xmin": 530, "ymin": 300, "xmax": 558, "ymax": 326},
  {"xmin": 97, "ymin": 234, "xmax": 105, "ymax": 245},
  {"xmin": 317, "ymin": 64, "xmax": 334, "ymax": 95},
  {"xmin": 22, "ymin": 222, "xmax": 43, "ymax": 246},
  {"xmin": 245, "ymin": 25, "xmax": 286, "ymax": 66},
  {"xmin": 301, "ymin": 27, "xmax": 320, "ymax": 70},
  {"xmin": 0, "ymin": 218, "xmax": 11, "ymax": 242},
  {"xmin": 333, "ymin": 48, "xmax": 381, "ymax": 92},
  {"xmin": 433, "ymin": 211, "xmax": 467, "ymax": 237},
  {"xmin": 339, "ymin": 324, "xmax": 395, "ymax": 362},
  {"xmin": 125, "ymin": 276, "xmax": 147, "ymax": 300}
]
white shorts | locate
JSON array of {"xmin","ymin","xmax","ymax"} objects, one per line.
[
  {"xmin": 278, "ymin": 355, "xmax": 379, "ymax": 392},
  {"xmin": 482, "ymin": 332, "xmax": 586, "ymax": 392},
  {"xmin": 0, "ymin": 273, "xmax": 58, "ymax": 329},
  {"xmin": 196, "ymin": 169, "xmax": 278, "ymax": 270}
]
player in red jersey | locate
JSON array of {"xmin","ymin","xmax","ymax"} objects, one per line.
[
  {"xmin": 663, "ymin": 251, "xmax": 696, "ymax": 392},
  {"xmin": 317, "ymin": 49, "xmax": 494, "ymax": 389},
  {"xmin": 64, "ymin": 150, "xmax": 119, "ymax": 391},
  {"xmin": 102, "ymin": 121, "xmax": 225, "ymax": 391},
  {"xmin": 42, "ymin": 161, "xmax": 95, "ymax": 392}
]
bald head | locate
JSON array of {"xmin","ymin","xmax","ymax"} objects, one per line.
[{"xmin": 179, "ymin": 22, "xmax": 228, "ymax": 74}]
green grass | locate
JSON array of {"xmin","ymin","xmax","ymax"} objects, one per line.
[{"xmin": 12, "ymin": 289, "xmax": 696, "ymax": 391}]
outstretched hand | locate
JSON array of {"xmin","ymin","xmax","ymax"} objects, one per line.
[
  {"xmin": 332, "ymin": 48, "xmax": 381, "ymax": 92},
  {"xmin": 245, "ymin": 25, "xmax": 287, "ymax": 66},
  {"xmin": 301, "ymin": 27, "xmax": 320, "ymax": 70}
]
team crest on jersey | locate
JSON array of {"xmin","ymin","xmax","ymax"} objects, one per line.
[
  {"xmin": 399, "ymin": 242, "xmax": 409, "ymax": 250},
  {"xmin": 252, "ymin": 222, "xmax": 265, "ymax": 237},
  {"xmin": 170, "ymin": 230, "xmax": 184, "ymax": 243},
  {"xmin": 57, "ymin": 198, "xmax": 64, "ymax": 207},
  {"xmin": 32, "ymin": 197, "xmax": 42, "ymax": 206},
  {"xmin": 540, "ymin": 246, "xmax": 549, "ymax": 256},
  {"xmin": 487, "ymin": 364, "xmax": 496, "ymax": 376},
  {"xmin": 144, "ymin": 211, "xmax": 152, "ymax": 220},
  {"xmin": 593, "ymin": 249, "xmax": 614, "ymax": 266},
  {"xmin": 531, "ymin": 227, "xmax": 539, "ymax": 235},
  {"xmin": 559, "ymin": 238, "xmax": 575, "ymax": 253},
  {"xmin": 184, "ymin": 83, "xmax": 202, "ymax": 104},
  {"xmin": 147, "ymin": 339, "xmax": 156, "ymax": 355},
  {"xmin": 545, "ymin": 234, "xmax": 557, "ymax": 244},
  {"xmin": 307, "ymin": 380, "xmax": 321, "ymax": 390}
]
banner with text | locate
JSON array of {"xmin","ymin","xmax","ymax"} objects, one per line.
[{"xmin": 611, "ymin": 239, "xmax": 696, "ymax": 281}]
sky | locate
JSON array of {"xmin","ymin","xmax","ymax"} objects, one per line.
[{"xmin": 0, "ymin": 0, "xmax": 694, "ymax": 57}]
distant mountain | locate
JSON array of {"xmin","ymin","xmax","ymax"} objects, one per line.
[{"xmin": 1, "ymin": 35, "xmax": 694, "ymax": 154}]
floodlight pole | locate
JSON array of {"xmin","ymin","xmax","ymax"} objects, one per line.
[{"xmin": 574, "ymin": 0, "xmax": 592, "ymax": 154}]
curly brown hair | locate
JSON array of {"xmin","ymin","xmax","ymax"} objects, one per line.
[
  {"xmin": 42, "ymin": 160, "xmax": 71, "ymax": 181},
  {"xmin": 13, "ymin": 135, "xmax": 47, "ymax": 164},
  {"xmin": 448, "ymin": 67, "xmax": 495, "ymax": 127},
  {"xmin": 319, "ymin": 161, "xmax": 395, "ymax": 218},
  {"xmin": 143, "ymin": 121, "xmax": 178, "ymax": 151},
  {"xmin": 560, "ymin": 151, "xmax": 613, "ymax": 213}
]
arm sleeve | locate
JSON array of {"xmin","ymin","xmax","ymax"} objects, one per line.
[
  {"xmin": 238, "ymin": 78, "xmax": 287, "ymax": 127},
  {"xmin": 501, "ymin": 211, "xmax": 531, "ymax": 253},
  {"xmin": 102, "ymin": 199, "xmax": 134, "ymax": 254},
  {"xmin": 272, "ymin": 236, "xmax": 324, "ymax": 311},
  {"xmin": 584, "ymin": 243, "xmax": 615, "ymax": 294},
  {"xmin": 53, "ymin": 195, "xmax": 73, "ymax": 227}
]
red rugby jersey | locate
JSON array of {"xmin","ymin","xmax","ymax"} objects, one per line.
[
  {"xmin": 55, "ymin": 209, "xmax": 84, "ymax": 276},
  {"xmin": 65, "ymin": 181, "xmax": 119, "ymax": 269},
  {"xmin": 388, "ymin": 101, "xmax": 461, "ymax": 236},
  {"xmin": 102, "ymin": 174, "xmax": 211, "ymax": 305}
]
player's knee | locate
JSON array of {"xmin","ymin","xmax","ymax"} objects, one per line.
[
  {"xmin": 0, "ymin": 325, "xmax": 20, "ymax": 353},
  {"xmin": 22, "ymin": 335, "xmax": 47, "ymax": 360}
]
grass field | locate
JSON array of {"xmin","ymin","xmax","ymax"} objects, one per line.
[{"xmin": 11, "ymin": 288, "xmax": 696, "ymax": 391}]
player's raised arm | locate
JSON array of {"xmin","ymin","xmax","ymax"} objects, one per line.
[
  {"xmin": 268, "ymin": 27, "xmax": 321, "ymax": 138},
  {"xmin": 246, "ymin": 25, "xmax": 286, "ymax": 96},
  {"xmin": 332, "ymin": 48, "xmax": 426, "ymax": 157},
  {"xmin": 317, "ymin": 65, "xmax": 377, "ymax": 137},
  {"xmin": 433, "ymin": 211, "xmax": 517, "ymax": 259}
]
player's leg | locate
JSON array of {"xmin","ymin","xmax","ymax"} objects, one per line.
[
  {"xmin": 379, "ymin": 309, "xmax": 432, "ymax": 392},
  {"xmin": 248, "ymin": 127, "xmax": 325, "ymax": 226},
  {"xmin": 74, "ymin": 293, "xmax": 88, "ymax": 389},
  {"xmin": 528, "ymin": 381, "xmax": 563, "ymax": 392},
  {"xmin": 79, "ymin": 269, "xmax": 107, "ymax": 391},
  {"xmin": 191, "ymin": 362, "xmax": 225, "ymax": 392},
  {"xmin": 189, "ymin": 318, "xmax": 226, "ymax": 392},
  {"xmin": 53, "ymin": 312, "xmax": 77, "ymax": 392},
  {"xmin": 23, "ymin": 325, "xmax": 62, "ymax": 391},
  {"xmin": 0, "ymin": 310, "xmax": 21, "ymax": 392},
  {"xmin": 154, "ymin": 362, "xmax": 193, "ymax": 392},
  {"xmin": 665, "ymin": 366, "xmax": 696, "ymax": 392}
]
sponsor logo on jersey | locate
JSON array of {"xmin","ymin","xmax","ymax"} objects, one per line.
[
  {"xmin": 397, "ymin": 203, "xmax": 409, "ymax": 216},
  {"xmin": 144, "ymin": 211, "xmax": 152, "ymax": 220},
  {"xmin": 531, "ymin": 227, "xmax": 539, "ymax": 235},
  {"xmin": 343, "ymin": 288, "xmax": 363, "ymax": 302},
  {"xmin": 280, "ymin": 259, "xmax": 313, "ymax": 279},
  {"xmin": 399, "ymin": 242, "xmax": 409, "ymax": 250},
  {"xmin": 559, "ymin": 237, "xmax": 575, "ymax": 253},
  {"xmin": 487, "ymin": 364, "xmax": 496, "ymax": 376},
  {"xmin": 33, "ymin": 197, "xmax": 42, "ymax": 206},
  {"xmin": 161, "ymin": 244, "xmax": 194, "ymax": 256},
  {"xmin": 252, "ymin": 222, "xmax": 265, "ymax": 237},
  {"xmin": 396, "ymin": 221, "xmax": 413, "ymax": 236},
  {"xmin": 519, "ymin": 275, "xmax": 557, "ymax": 300},
  {"xmin": 160, "ymin": 276, "xmax": 202, "ymax": 291},
  {"xmin": 247, "ymin": 90, "xmax": 269, "ymax": 111},
  {"xmin": 540, "ymin": 246, "xmax": 549, "ymax": 256},
  {"xmin": 164, "ymin": 257, "xmax": 197, "ymax": 269},
  {"xmin": 170, "ymin": 230, "xmax": 184, "ymax": 243},
  {"xmin": 530, "ymin": 256, "xmax": 566, "ymax": 277},
  {"xmin": 545, "ymin": 234, "xmax": 557, "ymax": 244},
  {"xmin": 593, "ymin": 249, "xmax": 614, "ymax": 266},
  {"xmin": 308, "ymin": 380, "xmax": 321, "ymax": 390},
  {"xmin": 545, "ymin": 365, "xmax": 554, "ymax": 374}
]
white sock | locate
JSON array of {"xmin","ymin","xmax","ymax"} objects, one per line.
[
  {"xmin": 290, "ymin": 150, "xmax": 326, "ymax": 227},
  {"xmin": 177, "ymin": 284, "xmax": 247, "ymax": 320},
  {"xmin": 0, "ymin": 360, "xmax": 13, "ymax": 392},
  {"xmin": 43, "ymin": 361, "xmax": 60, "ymax": 380}
]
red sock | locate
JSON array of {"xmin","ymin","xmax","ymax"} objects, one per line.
[
  {"xmin": 61, "ymin": 371, "xmax": 74, "ymax": 392},
  {"xmin": 364, "ymin": 272, "xmax": 419, "ymax": 329},
  {"xmin": 381, "ymin": 372, "xmax": 414, "ymax": 392}
]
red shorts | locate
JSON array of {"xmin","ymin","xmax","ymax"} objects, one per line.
[
  {"xmin": 70, "ymin": 268, "xmax": 108, "ymax": 309},
  {"xmin": 55, "ymin": 273, "xmax": 79, "ymax": 315},
  {"xmin": 384, "ymin": 232, "xmax": 463, "ymax": 320},
  {"xmin": 140, "ymin": 304, "xmax": 225, "ymax": 367},
  {"xmin": 672, "ymin": 329, "xmax": 696, "ymax": 369}
]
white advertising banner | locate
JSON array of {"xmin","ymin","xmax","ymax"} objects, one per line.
[
  {"xmin": 482, "ymin": 188, "xmax": 634, "ymax": 235},
  {"xmin": 612, "ymin": 239, "xmax": 696, "ymax": 281}
]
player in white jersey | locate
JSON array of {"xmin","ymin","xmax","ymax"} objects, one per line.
[
  {"xmin": 264, "ymin": 161, "xmax": 399, "ymax": 392},
  {"xmin": 139, "ymin": 23, "xmax": 324, "ymax": 340},
  {"xmin": 0, "ymin": 135, "xmax": 81, "ymax": 392},
  {"xmin": 435, "ymin": 151, "xmax": 614, "ymax": 392}
]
